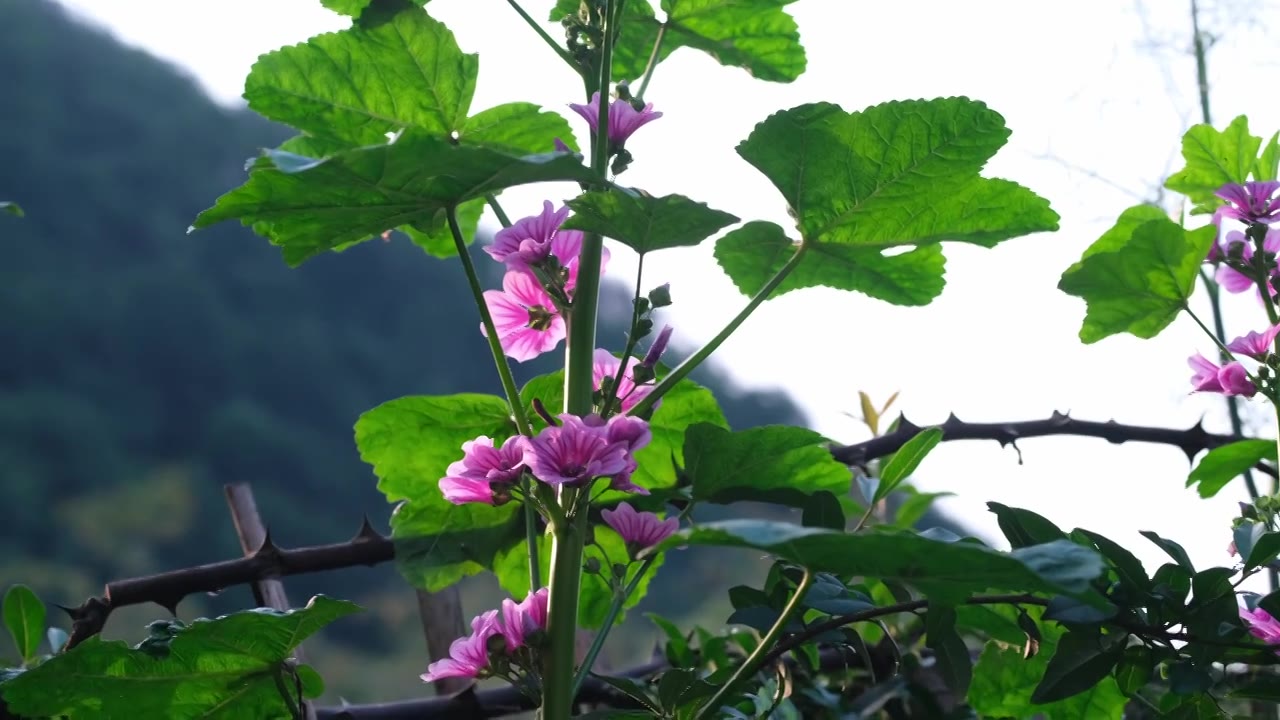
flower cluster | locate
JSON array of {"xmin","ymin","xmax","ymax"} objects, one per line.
[
  {"xmin": 439, "ymin": 412, "xmax": 653, "ymax": 504},
  {"xmin": 422, "ymin": 588, "xmax": 549, "ymax": 684}
]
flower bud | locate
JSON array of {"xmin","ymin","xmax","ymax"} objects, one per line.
[
  {"xmin": 647, "ymin": 283, "xmax": 672, "ymax": 308},
  {"xmin": 584, "ymin": 556, "xmax": 602, "ymax": 574}
]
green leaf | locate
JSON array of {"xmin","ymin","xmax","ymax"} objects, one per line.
[
  {"xmin": 400, "ymin": 196, "xmax": 486, "ymax": 258},
  {"xmin": 1257, "ymin": 132, "xmax": 1280, "ymax": 183},
  {"xmin": 892, "ymin": 489, "xmax": 954, "ymax": 528},
  {"xmin": 1187, "ymin": 439, "xmax": 1277, "ymax": 499},
  {"xmin": 1057, "ymin": 218, "xmax": 1214, "ymax": 343},
  {"xmin": 1140, "ymin": 530, "xmax": 1195, "ymax": 573},
  {"xmin": 1230, "ymin": 675, "xmax": 1280, "ymax": 702},
  {"xmin": 875, "ymin": 427, "xmax": 942, "ymax": 501},
  {"xmin": 460, "ymin": 101, "xmax": 579, "ymax": 154},
  {"xmin": 647, "ymin": 612, "xmax": 695, "ymax": 667},
  {"xmin": 493, "ymin": 524, "xmax": 665, "ymax": 629},
  {"xmin": 1246, "ymin": 531, "xmax": 1280, "ymax": 572},
  {"xmin": 652, "ymin": 521, "xmax": 1104, "ymax": 602},
  {"xmin": 988, "ymin": 503, "xmax": 1067, "ymax": 549},
  {"xmin": 801, "ymin": 490, "xmax": 846, "ymax": 530},
  {"xmin": 0, "ymin": 201, "xmax": 22, "ymax": 218},
  {"xmin": 563, "ymin": 190, "xmax": 738, "ymax": 255},
  {"xmin": 925, "ymin": 605, "xmax": 972, "ymax": 697},
  {"xmin": 659, "ymin": 0, "xmax": 806, "ymax": 83},
  {"xmin": 1165, "ymin": 115, "xmax": 1263, "ymax": 211},
  {"xmin": 1075, "ymin": 528, "xmax": 1151, "ymax": 596},
  {"xmin": 355, "ymin": 394, "xmax": 521, "ymax": 590},
  {"xmin": 192, "ymin": 135, "xmax": 601, "ymax": 266},
  {"xmin": 684, "ymin": 423, "xmax": 851, "ymax": 507},
  {"xmin": 1031, "ymin": 629, "xmax": 1123, "ymax": 704},
  {"xmin": 1113, "ymin": 645, "xmax": 1154, "ymax": 696},
  {"xmin": 245, "ymin": 1, "xmax": 476, "ymax": 145},
  {"xmin": 320, "ymin": 0, "xmax": 373, "ymax": 16},
  {"xmin": 0, "ymin": 596, "xmax": 358, "ymax": 719},
  {"xmin": 714, "ymin": 221, "xmax": 947, "ymax": 305},
  {"xmin": 2, "ymin": 586, "xmax": 45, "ymax": 664},
  {"xmin": 592, "ymin": 675, "xmax": 663, "ymax": 715},
  {"xmin": 738, "ymin": 100, "xmax": 1058, "ymax": 248},
  {"xmin": 970, "ymin": 609, "xmax": 1127, "ymax": 719}
]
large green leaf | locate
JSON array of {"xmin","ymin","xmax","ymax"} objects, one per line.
[
  {"xmin": 1057, "ymin": 218, "xmax": 1214, "ymax": 343},
  {"xmin": 683, "ymin": 423, "xmax": 851, "ymax": 506},
  {"xmin": 738, "ymin": 100, "xmax": 1058, "ymax": 248},
  {"xmin": 355, "ymin": 394, "xmax": 522, "ymax": 590},
  {"xmin": 2, "ymin": 585, "xmax": 44, "ymax": 664},
  {"xmin": 191, "ymin": 136, "xmax": 601, "ymax": 266},
  {"xmin": 460, "ymin": 102, "xmax": 579, "ymax": 154},
  {"xmin": 400, "ymin": 196, "xmax": 486, "ymax": 259},
  {"xmin": 0, "ymin": 597, "xmax": 358, "ymax": 719},
  {"xmin": 518, "ymin": 371, "xmax": 728, "ymax": 492},
  {"xmin": 925, "ymin": 605, "xmax": 972, "ymax": 697},
  {"xmin": 320, "ymin": 0, "xmax": 373, "ymax": 16},
  {"xmin": 1186, "ymin": 439, "xmax": 1277, "ymax": 499},
  {"xmin": 551, "ymin": 0, "xmax": 806, "ymax": 84},
  {"xmin": 1165, "ymin": 115, "xmax": 1264, "ymax": 212},
  {"xmin": 245, "ymin": 1, "xmax": 477, "ymax": 145},
  {"xmin": 563, "ymin": 190, "xmax": 738, "ymax": 255},
  {"xmin": 651, "ymin": 520, "xmax": 1105, "ymax": 602},
  {"xmin": 492, "ymin": 524, "xmax": 665, "ymax": 629},
  {"xmin": 714, "ymin": 221, "xmax": 947, "ymax": 305},
  {"xmin": 969, "ymin": 609, "xmax": 1127, "ymax": 719}
]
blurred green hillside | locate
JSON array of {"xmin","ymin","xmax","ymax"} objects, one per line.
[{"xmin": 0, "ymin": 0, "xmax": 822, "ymax": 701}]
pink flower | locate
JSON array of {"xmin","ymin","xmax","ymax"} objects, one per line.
[
  {"xmin": 1227, "ymin": 323, "xmax": 1280, "ymax": 360},
  {"xmin": 603, "ymin": 414, "xmax": 653, "ymax": 494},
  {"xmin": 1214, "ymin": 181, "xmax": 1280, "ymax": 226},
  {"xmin": 447, "ymin": 436, "xmax": 527, "ymax": 484},
  {"xmin": 593, "ymin": 350, "xmax": 656, "ymax": 413},
  {"xmin": 569, "ymin": 91, "xmax": 663, "ymax": 147},
  {"xmin": 499, "ymin": 587, "xmax": 549, "ymax": 652},
  {"xmin": 1214, "ymin": 229, "xmax": 1280, "ymax": 294},
  {"xmin": 642, "ymin": 325, "xmax": 673, "ymax": 369},
  {"xmin": 1189, "ymin": 353, "xmax": 1256, "ymax": 397},
  {"xmin": 1229, "ymin": 540, "xmax": 1239, "ymax": 557},
  {"xmin": 422, "ymin": 610, "xmax": 500, "ymax": 683},
  {"xmin": 523, "ymin": 414, "xmax": 630, "ymax": 486},
  {"xmin": 483, "ymin": 271, "xmax": 566, "ymax": 362},
  {"xmin": 551, "ymin": 225, "xmax": 610, "ymax": 296},
  {"xmin": 602, "ymin": 502, "xmax": 679, "ymax": 552},
  {"xmin": 1241, "ymin": 606, "xmax": 1280, "ymax": 650},
  {"xmin": 439, "ymin": 476, "xmax": 499, "ymax": 505},
  {"xmin": 485, "ymin": 201, "xmax": 571, "ymax": 268}
]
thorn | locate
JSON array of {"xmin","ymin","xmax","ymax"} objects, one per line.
[
  {"xmin": 1050, "ymin": 409, "xmax": 1069, "ymax": 422},
  {"xmin": 56, "ymin": 603, "xmax": 83, "ymax": 621},
  {"xmin": 157, "ymin": 596, "xmax": 181, "ymax": 616},
  {"xmin": 255, "ymin": 531, "xmax": 281, "ymax": 557},
  {"xmin": 897, "ymin": 414, "xmax": 920, "ymax": 435},
  {"xmin": 353, "ymin": 516, "xmax": 387, "ymax": 542},
  {"xmin": 945, "ymin": 412, "xmax": 961, "ymax": 425}
]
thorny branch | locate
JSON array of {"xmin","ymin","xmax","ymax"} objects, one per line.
[{"xmin": 41, "ymin": 413, "xmax": 1270, "ymax": 717}]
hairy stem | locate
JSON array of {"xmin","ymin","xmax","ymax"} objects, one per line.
[
  {"xmin": 696, "ymin": 568, "xmax": 814, "ymax": 720},
  {"xmin": 635, "ymin": 24, "xmax": 667, "ymax": 99},
  {"xmin": 447, "ymin": 208, "xmax": 541, "ymax": 587},
  {"xmin": 602, "ymin": 254, "xmax": 646, "ymax": 418},
  {"xmin": 542, "ymin": 2, "xmax": 617, "ymax": 716},
  {"xmin": 486, "ymin": 194, "xmax": 513, "ymax": 228},
  {"xmin": 630, "ymin": 242, "xmax": 809, "ymax": 417},
  {"xmin": 505, "ymin": 0, "xmax": 577, "ymax": 69}
]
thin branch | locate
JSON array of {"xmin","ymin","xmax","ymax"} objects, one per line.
[{"xmin": 830, "ymin": 411, "xmax": 1265, "ymax": 475}]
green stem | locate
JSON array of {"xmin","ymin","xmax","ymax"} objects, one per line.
[
  {"xmin": 1186, "ymin": 304, "xmax": 1238, "ymax": 361},
  {"xmin": 631, "ymin": 242, "xmax": 809, "ymax": 417},
  {"xmin": 569, "ymin": 556, "xmax": 650, "ymax": 696},
  {"xmin": 446, "ymin": 208, "xmax": 540, "ymax": 588},
  {"xmin": 602, "ymin": 254, "xmax": 646, "ymax": 418},
  {"xmin": 635, "ymin": 24, "xmax": 666, "ymax": 99},
  {"xmin": 696, "ymin": 568, "xmax": 814, "ymax": 720},
  {"xmin": 1191, "ymin": 0, "xmax": 1212, "ymax": 127},
  {"xmin": 486, "ymin": 194, "xmax": 513, "ymax": 228},
  {"xmin": 542, "ymin": 2, "xmax": 616, "ymax": 716},
  {"xmin": 505, "ymin": 0, "xmax": 577, "ymax": 69}
]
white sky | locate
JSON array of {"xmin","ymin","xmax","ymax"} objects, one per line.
[{"xmin": 53, "ymin": 0, "xmax": 1280, "ymax": 588}]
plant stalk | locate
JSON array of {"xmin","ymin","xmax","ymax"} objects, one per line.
[
  {"xmin": 695, "ymin": 568, "xmax": 814, "ymax": 720},
  {"xmin": 630, "ymin": 242, "xmax": 809, "ymax": 417},
  {"xmin": 506, "ymin": 0, "xmax": 578, "ymax": 69}
]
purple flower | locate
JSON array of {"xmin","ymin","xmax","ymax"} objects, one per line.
[
  {"xmin": 485, "ymin": 201, "xmax": 571, "ymax": 268},
  {"xmin": 569, "ymin": 91, "xmax": 663, "ymax": 147},
  {"xmin": 1242, "ymin": 606, "xmax": 1280, "ymax": 651},
  {"xmin": 1227, "ymin": 323, "xmax": 1280, "ymax": 360},
  {"xmin": 482, "ymin": 271, "xmax": 566, "ymax": 362},
  {"xmin": 642, "ymin": 325, "xmax": 673, "ymax": 369},
  {"xmin": 422, "ymin": 610, "xmax": 500, "ymax": 683},
  {"xmin": 1214, "ymin": 229, "xmax": 1280, "ymax": 294},
  {"xmin": 601, "ymin": 502, "xmax": 679, "ymax": 552},
  {"xmin": 1189, "ymin": 353, "xmax": 1256, "ymax": 396},
  {"xmin": 1214, "ymin": 181, "xmax": 1280, "ymax": 226},
  {"xmin": 439, "ymin": 476, "xmax": 499, "ymax": 505},
  {"xmin": 523, "ymin": 414, "xmax": 631, "ymax": 486},
  {"xmin": 553, "ymin": 138, "xmax": 572, "ymax": 153},
  {"xmin": 593, "ymin": 349, "xmax": 656, "ymax": 413},
  {"xmin": 499, "ymin": 587, "xmax": 549, "ymax": 652}
]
